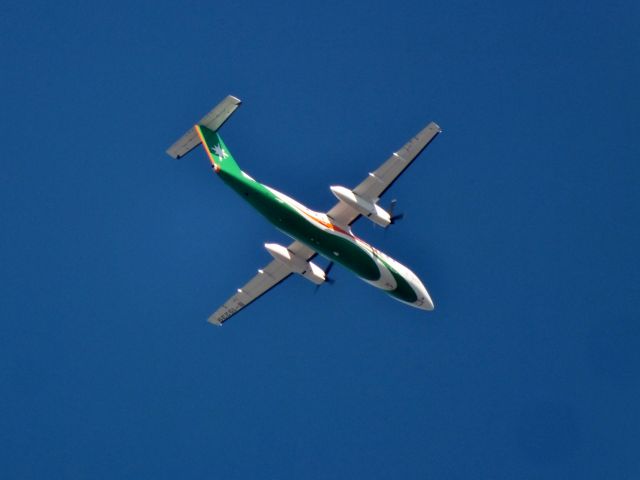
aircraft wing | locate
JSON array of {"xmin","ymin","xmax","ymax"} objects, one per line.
[
  {"xmin": 208, "ymin": 240, "xmax": 316, "ymax": 326},
  {"xmin": 327, "ymin": 122, "xmax": 441, "ymax": 227}
]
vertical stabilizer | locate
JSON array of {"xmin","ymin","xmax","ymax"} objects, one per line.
[{"xmin": 195, "ymin": 125, "xmax": 242, "ymax": 176}]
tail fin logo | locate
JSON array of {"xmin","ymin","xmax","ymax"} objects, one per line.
[{"xmin": 212, "ymin": 144, "xmax": 228, "ymax": 159}]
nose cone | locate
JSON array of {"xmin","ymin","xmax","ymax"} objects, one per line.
[{"xmin": 415, "ymin": 280, "xmax": 435, "ymax": 310}]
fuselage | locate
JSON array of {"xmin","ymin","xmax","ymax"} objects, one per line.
[{"xmin": 219, "ymin": 169, "xmax": 434, "ymax": 310}]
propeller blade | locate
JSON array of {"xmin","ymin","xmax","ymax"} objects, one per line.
[
  {"xmin": 389, "ymin": 199, "xmax": 404, "ymax": 225},
  {"xmin": 390, "ymin": 198, "xmax": 398, "ymax": 212},
  {"xmin": 390, "ymin": 213, "xmax": 404, "ymax": 223},
  {"xmin": 314, "ymin": 261, "xmax": 335, "ymax": 293},
  {"xmin": 324, "ymin": 261, "xmax": 335, "ymax": 277}
]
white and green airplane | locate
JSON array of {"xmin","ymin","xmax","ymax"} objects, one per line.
[{"xmin": 167, "ymin": 96, "xmax": 441, "ymax": 325}]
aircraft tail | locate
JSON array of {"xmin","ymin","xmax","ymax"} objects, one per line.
[{"xmin": 194, "ymin": 125, "xmax": 242, "ymax": 176}]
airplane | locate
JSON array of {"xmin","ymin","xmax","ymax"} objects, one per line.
[{"xmin": 167, "ymin": 95, "xmax": 441, "ymax": 326}]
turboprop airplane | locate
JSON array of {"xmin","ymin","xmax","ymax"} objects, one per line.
[{"xmin": 167, "ymin": 95, "xmax": 441, "ymax": 325}]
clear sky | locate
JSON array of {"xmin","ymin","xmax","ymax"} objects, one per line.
[{"xmin": 1, "ymin": 0, "xmax": 639, "ymax": 478}]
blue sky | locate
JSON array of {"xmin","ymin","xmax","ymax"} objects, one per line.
[{"xmin": 1, "ymin": 0, "xmax": 639, "ymax": 478}]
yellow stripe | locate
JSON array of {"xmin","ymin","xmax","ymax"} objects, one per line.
[{"xmin": 194, "ymin": 125, "xmax": 220, "ymax": 172}]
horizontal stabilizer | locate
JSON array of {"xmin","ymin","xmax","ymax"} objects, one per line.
[{"xmin": 166, "ymin": 95, "xmax": 241, "ymax": 159}]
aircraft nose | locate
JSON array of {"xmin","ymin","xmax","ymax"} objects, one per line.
[
  {"xmin": 415, "ymin": 281, "xmax": 435, "ymax": 310},
  {"xmin": 420, "ymin": 291, "xmax": 435, "ymax": 310}
]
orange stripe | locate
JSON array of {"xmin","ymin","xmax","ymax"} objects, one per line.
[
  {"xmin": 299, "ymin": 208, "xmax": 376, "ymax": 254},
  {"xmin": 302, "ymin": 209, "xmax": 376, "ymax": 252},
  {"xmin": 194, "ymin": 125, "xmax": 220, "ymax": 172},
  {"xmin": 298, "ymin": 208, "xmax": 352, "ymax": 237}
]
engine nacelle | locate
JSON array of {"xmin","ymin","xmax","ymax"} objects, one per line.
[
  {"xmin": 264, "ymin": 243, "xmax": 326, "ymax": 285},
  {"xmin": 330, "ymin": 186, "xmax": 391, "ymax": 227}
]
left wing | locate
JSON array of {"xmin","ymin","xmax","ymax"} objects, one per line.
[
  {"xmin": 208, "ymin": 240, "xmax": 316, "ymax": 326},
  {"xmin": 327, "ymin": 122, "xmax": 441, "ymax": 227}
]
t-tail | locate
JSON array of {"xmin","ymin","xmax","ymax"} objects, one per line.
[{"xmin": 166, "ymin": 95, "xmax": 242, "ymax": 177}]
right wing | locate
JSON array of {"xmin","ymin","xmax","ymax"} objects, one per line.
[
  {"xmin": 208, "ymin": 240, "xmax": 316, "ymax": 326},
  {"xmin": 327, "ymin": 121, "xmax": 441, "ymax": 227}
]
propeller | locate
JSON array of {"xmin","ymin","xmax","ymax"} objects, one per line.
[
  {"xmin": 314, "ymin": 261, "xmax": 335, "ymax": 293},
  {"xmin": 324, "ymin": 261, "xmax": 335, "ymax": 284},
  {"xmin": 389, "ymin": 199, "xmax": 404, "ymax": 224}
]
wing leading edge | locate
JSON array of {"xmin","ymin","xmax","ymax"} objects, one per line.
[{"xmin": 327, "ymin": 121, "xmax": 441, "ymax": 227}]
